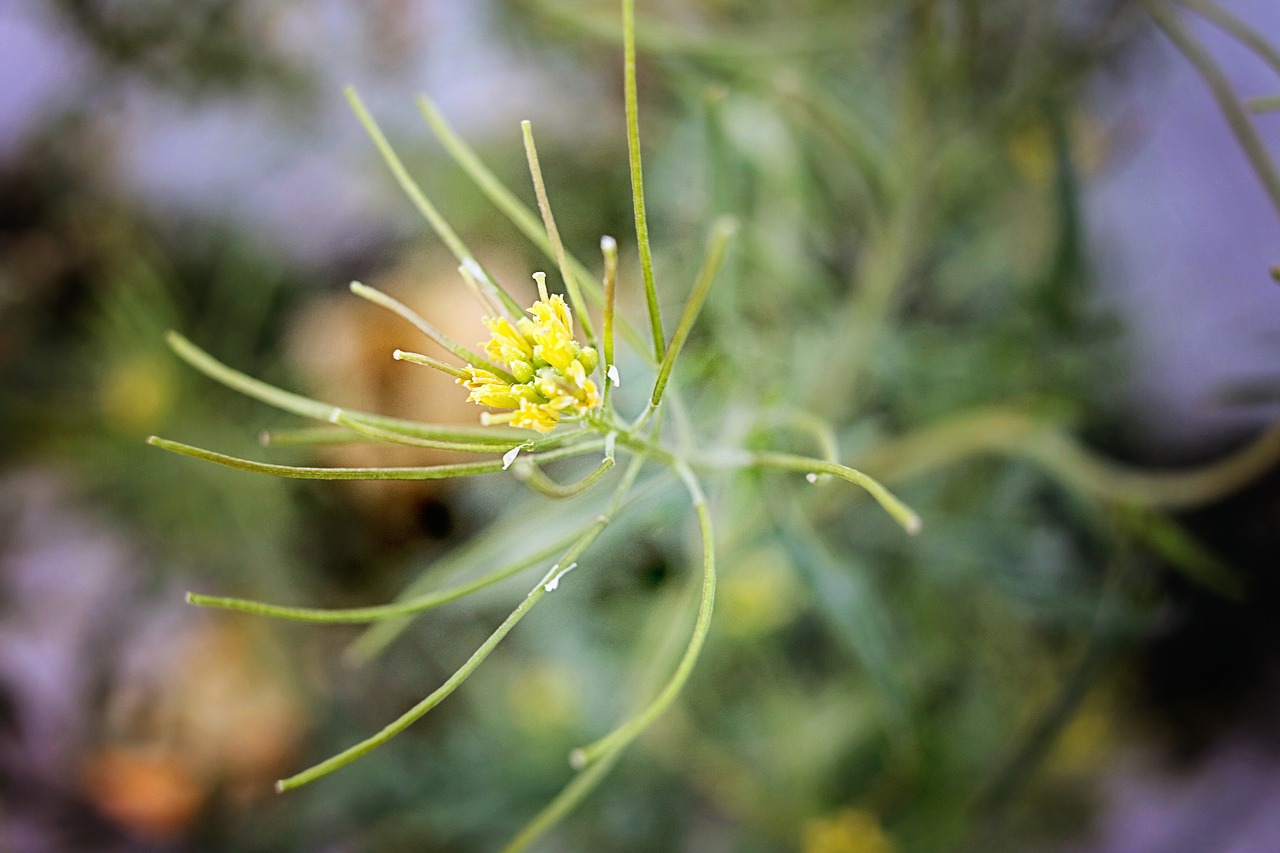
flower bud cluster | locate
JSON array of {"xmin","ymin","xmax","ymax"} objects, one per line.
[{"xmin": 461, "ymin": 293, "xmax": 600, "ymax": 433}]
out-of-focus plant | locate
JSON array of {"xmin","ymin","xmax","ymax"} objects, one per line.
[
  {"xmin": 144, "ymin": 1, "xmax": 1280, "ymax": 851},
  {"xmin": 148, "ymin": 4, "xmax": 919, "ymax": 848}
]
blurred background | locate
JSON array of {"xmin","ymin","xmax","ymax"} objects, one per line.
[{"xmin": 1, "ymin": 1, "xmax": 1279, "ymax": 851}]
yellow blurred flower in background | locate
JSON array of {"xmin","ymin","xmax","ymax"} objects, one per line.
[{"xmin": 803, "ymin": 808, "xmax": 897, "ymax": 853}]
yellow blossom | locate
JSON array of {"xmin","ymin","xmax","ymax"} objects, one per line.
[
  {"xmin": 460, "ymin": 287, "xmax": 601, "ymax": 433},
  {"xmin": 803, "ymin": 808, "xmax": 896, "ymax": 853}
]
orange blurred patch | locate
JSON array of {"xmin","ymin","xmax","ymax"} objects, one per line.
[{"xmin": 83, "ymin": 746, "xmax": 204, "ymax": 840}]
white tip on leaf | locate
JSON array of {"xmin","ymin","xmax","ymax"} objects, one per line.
[
  {"xmin": 805, "ymin": 472, "xmax": 819, "ymax": 484},
  {"xmin": 607, "ymin": 364, "xmax": 620, "ymax": 387},
  {"xmin": 601, "ymin": 235, "xmax": 617, "ymax": 251},
  {"xmin": 328, "ymin": 408, "xmax": 344, "ymax": 424}
]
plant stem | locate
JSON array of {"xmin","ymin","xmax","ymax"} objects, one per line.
[
  {"xmin": 165, "ymin": 331, "xmax": 519, "ymax": 445},
  {"xmin": 514, "ymin": 455, "xmax": 616, "ymax": 499},
  {"xmin": 416, "ymin": 94, "xmax": 659, "ymax": 367},
  {"xmin": 146, "ymin": 436, "xmax": 603, "ymax": 481},
  {"xmin": 623, "ymin": 0, "xmax": 665, "ymax": 361},
  {"xmin": 1176, "ymin": 0, "xmax": 1280, "ymax": 78},
  {"xmin": 650, "ymin": 217, "xmax": 737, "ymax": 406},
  {"xmin": 748, "ymin": 452, "xmax": 921, "ymax": 535},
  {"xmin": 601, "ymin": 235, "xmax": 619, "ymax": 410},
  {"xmin": 569, "ymin": 461, "xmax": 716, "ymax": 768},
  {"xmin": 346, "ymin": 87, "xmax": 524, "ymax": 318},
  {"xmin": 275, "ymin": 515, "xmax": 609, "ymax": 792},
  {"xmin": 1149, "ymin": 1, "xmax": 1280, "ymax": 218},
  {"xmin": 349, "ymin": 281, "xmax": 513, "ymax": 381},
  {"xmin": 521, "ymin": 121, "xmax": 596, "ymax": 345},
  {"xmin": 500, "ymin": 747, "xmax": 626, "ymax": 853},
  {"xmin": 186, "ymin": 526, "xmax": 593, "ymax": 623}
]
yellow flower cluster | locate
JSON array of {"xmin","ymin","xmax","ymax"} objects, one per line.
[{"xmin": 461, "ymin": 291, "xmax": 601, "ymax": 433}]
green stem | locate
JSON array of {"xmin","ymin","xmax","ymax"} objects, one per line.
[
  {"xmin": 600, "ymin": 236, "xmax": 620, "ymax": 411},
  {"xmin": 757, "ymin": 409, "xmax": 841, "ymax": 468},
  {"xmin": 514, "ymin": 454, "xmax": 616, "ymax": 499},
  {"xmin": 852, "ymin": 407, "xmax": 1280, "ymax": 510},
  {"xmin": 186, "ymin": 525, "xmax": 593, "ymax": 623},
  {"xmin": 1247, "ymin": 94, "xmax": 1280, "ymax": 113},
  {"xmin": 258, "ymin": 427, "xmax": 365, "ymax": 447},
  {"xmin": 521, "ymin": 121, "xmax": 596, "ymax": 345},
  {"xmin": 330, "ymin": 408, "xmax": 557, "ymax": 454},
  {"xmin": 601, "ymin": 235, "xmax": 619, "ymax": 367},
  {"xmin": 623, "ymin": 0, "xmax": 665, "ymax": 361},
  {"xmin": 349, "ymin": 281, "xmax": 514, "ymax": 381},
  {"xmin": 748, "ymin": 452, "xmax": 922, "ymax": 535},
  {"xmin": 569, "ymin": 461, "xmax": 716, "ymax": 768},
  {"xmin": 415, "ymin": 93, "xmax": 658, "ymax": 367},
  {"xmin": 345, "ymin": 86, "xmax": 524, "ymax": 318},
  {"xmin": 1176, "ymin": 0, "xmax": 1280, "ymax": 78},
  {"xmin": 392, "ymin": 348, "xmax": 470, "ymax": 380},
  {"xmin": 500, "ymin": 747, "xmax": 626, "ymax": 853},
  {"xmin": 165, "ymin": 331, "xmax": 519, "ymax": 445},
  {"xmin": 276, "ymin": 516, "xmax": 611, "ymax": 792},
  {"xmin": 650, "ymin": 217, "xmax": 737, "ymax": 406},
  {"xmin": 1149, "ymin": 2, "xmax": 1280, "ymax": 218},
  {"xmin": 146, "ymin": 435, "xmax": 602, "ymax": 481}
]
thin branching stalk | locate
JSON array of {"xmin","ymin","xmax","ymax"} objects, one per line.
[
  {"xmin": 276, "ymin": 514, "xmax": 611, "ymax": 792},
  {"xmin": 392, "ymin": 348, "xmax": 470, "ymax": 380},
  {"xmin": 187, "ymin": 523, "xmax": 595, "ymax": 623},
  {"xmin": 1247, "ymin": 94, "xmax": 1280, "ymax": 113},
  {"xmin": 146, "ymin": 435, "xmax": 604, "ymax": 481},
  {"xmin": 623, "ymin": 0, "xmax": 665, "ymax": 360},
  {"xmin": 747, "ymin": 452, "xmax": 922, "ymax": 534},
  {"xmin": 601, "ymin": 235, "xmax": 619, "ymax": 370},
  {"xmin": 500, "ymin": 747, "xmax": 626, "ymax": 853},
  {"xmin": 569, "ymin": 461, "xmax": 715, "ymax": 769},
  {"xmin": 1149, "ymin": 2, "xmax": 1280, "ymax": 218},
  {"xmin": 600, "ymin": 235, "xmax": 620, "ymax": 411},
  {"xmin": 521, "ymin": 120, "xmax": 596, "ymax": 345},
  {"xmin": 513, "ymin": 455, "xmax": 616, "ymax": 499},
  {"xmin": 166, "ymin": 331, "xmax": 519, "ymax": 445},
  {"xmin": 259, "ymin": 427, "xmax": 366, "ymax": 447},
  {"xmin": 345, "ymin": 87, "xmax": 525, "ymax": 318},
  {"xmin": 328, "ymin": 409, "xmax": 541, "ymax": 455},
  {"xmin": 350, "ymin": 454, "xmax": 657, "ymax": 664},
  {"xmin": 416, "ymin": 92, "xmax": 659, "ymax": 366},
  {"xmin": 349, "ymin": 281, "xmax": 513, "ymax": 381},
  {"xmin": 456, "ymin": 259, "xmax": 510, "ymax": 319},
  {"xmin": 758, "ymin": 409, "xmax": 842, "ymax": 469},
  {"xmin": 851, "ymin": 407, "xmax": 1280, "ymax": 510},
  {"xmin": 650, "ymin": 217, "xmax": 738, "ymax": 406},
  {"xmin": 1176, "ymin": 0, "xmax": 1280, "ymax": 77}
]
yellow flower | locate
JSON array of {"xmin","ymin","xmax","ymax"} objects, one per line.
[
  {"xmin": 803, "ymin": 809, "xmax": 896, "ymax": 853},
  {"xmin": 460, "ymin": 287, "xmax": 601, "ymax": 433}
]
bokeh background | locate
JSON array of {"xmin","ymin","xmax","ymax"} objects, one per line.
[{"xmin": 2, "ymin": 1, "xmax": 1279, "ymax": 851}]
